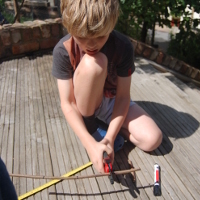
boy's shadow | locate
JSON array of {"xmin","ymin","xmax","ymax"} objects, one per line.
[
  {"xmin": 136, "ymin": 101, "xmax": 199, "ymax": 154},
  {"xmin": 99, "ymin": 101, "xmax": 199, "ymax": 198}
]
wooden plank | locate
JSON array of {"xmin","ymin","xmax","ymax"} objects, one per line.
[
  {"xmin": 145, "ymin": 103, "xmax": 200, "ymax": 198},
  {"xmin": 137, "ymin": 99, "xmax": 200, "ymax": 199},
  {"xmin": 115, "ymin": 149, "xmax": 145, "ymax": 200},
  {"xmin": 61, "ymin": 121, "xmax": 89, "ymax": 199},
  {"xmin": 37, "ymin": 55, "xmax": 70, "ymax": 199},
  {"xmin": 29, "ymin": 57, "xmax": 43, "ymax": 200},
  {"xmin": 0, "ymin": 60, "xmax": 17, "ymax": 185},
  {"xmin": 0, "ymin": 60, "xmax": 18, "ymax": 194},
  {"xmin": 162, "ymin": 73, "xmax": 200, "ymax": 112},
  {"xmin": 0, "ymin": 61, "xmax": 7, "ymax": 156},
  {"xmin": 75, "ymin": 138, "xmax": 103, "ymax": 200},
  {"xmin": 6, "ymin": 59, "xmax": 18, "ymax": 188},
  {"xmin": 110, "ymin": 152, "xmax": 135, "ymax": 200},
  {"xmin": 35, "ymin": 57, "xmax": 52, "ymax": 200},
  {"xmin": 138, "ymin": 102, "xmax": 200, "ymax": 198},
  {"xmin": 23, "ymin": 57, "xmax": 34, "ymax": 200},
  {"xmin": 133, "ymin": 66, "xmax": 200, "ymax": 160},
  {"xmin": 146, "ymin": 71, "xmax": 200, "ymax": 166},
  {"xmin": 0, "ymin": 60, "xmax": 11, "ymax": 162},
  {"xmin": 45, "ymin": 55, "xmax": 76, "ymax": 199},
  {"xmin": 12, "ymin": 58, "xmax": 23, "ymax": 196},
  {"xmin": 42, "ymin": 55, "xmax": 75, "ymax": 199},
  {"xmin": 132, "ymin": 69, "xmax": 182, "ymax": 199},
  {"xmin": 34, "ymin": 56, "xmax": 57, "ymax": 200},
  {"xmin": 127, "ymin": 97, "xmax": 180, "ymax": 199},
  {"xmin": 122, "ymin": 144, "xmax": 157, "ymax": 200},
  {"xmin": 131, "ymin": 66, "xmax": 199, "ymax": 199},
  {"xmin": 19, "ymin": 58, "xmax": 28, "ymax": 196},
  {"xmin": 135, "ymin": 146, "xmax": 179, "ymax": 200}
]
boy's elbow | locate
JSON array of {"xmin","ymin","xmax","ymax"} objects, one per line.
[{"xmin": 60, "ymin": 100, "xmax": 76, "ymax": 115}]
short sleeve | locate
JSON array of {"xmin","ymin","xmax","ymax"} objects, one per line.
[
  {"xmin": 52, "ymin": 38, "xmax": 73, "ymax": 80},
  {"xmin": 115, "ymin": 34, "xmax": 135, "ymax": 77}
]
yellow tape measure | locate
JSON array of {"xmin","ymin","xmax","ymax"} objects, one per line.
[{"xmin": 18, "ymin": 161, "xmax": 92, "ymax": 200}]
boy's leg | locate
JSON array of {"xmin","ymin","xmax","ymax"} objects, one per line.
[
  {"xmin": 73, "ymin": 52, "xmax": 107, "ymax": 131},
  {"xmin": 121, "ymin": 104, "xmax": 163, "ymax": 152}
]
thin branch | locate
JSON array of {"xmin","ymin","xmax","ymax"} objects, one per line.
[
  {"xmin": 10, "ymin": 168, "xmax": 141, "ymax": 180},
  {"xmin": 13, "ymin": 0, "xmax": 25, "ymax": 23}
]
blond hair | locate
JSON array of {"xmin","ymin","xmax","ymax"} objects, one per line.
[{"xmin": 61, "ymin": 0, "xmax": 119, "ymax": 37}]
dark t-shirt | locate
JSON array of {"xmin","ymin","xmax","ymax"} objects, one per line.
[{"xmin": 52, "ymin": 30, "xmax": 135, "ymax": 97}]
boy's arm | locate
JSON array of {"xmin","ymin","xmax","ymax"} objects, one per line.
[
  {"xmin": 103, "ymin": 76, "xmax": 131, "ymax": 160},
  {"xmin": 57, "ymin": 78, "xmax": 92, "ymax": 144},
  {"xmin": 57, "ymin": 78, "xmax": 111, "ymax": 172}
]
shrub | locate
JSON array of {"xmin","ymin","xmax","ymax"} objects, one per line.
[{"xmin": 167, "ymin": 29, "xmax": 200, "ymax": 69}]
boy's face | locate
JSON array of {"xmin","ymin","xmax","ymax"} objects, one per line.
[{"xmin": 73, "ymin": 35, "xmax": 109, "ymax": 55}]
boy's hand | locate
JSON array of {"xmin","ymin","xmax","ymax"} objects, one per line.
[
  {"xmin": 100, "ymin": 138, "xmax": 114, "ymax": 164},
  {"xmin": 86, "ymin": 140, "xmax": 113, "ymax": 173}
]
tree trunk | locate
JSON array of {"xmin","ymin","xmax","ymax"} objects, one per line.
[
  {"xmin": 151, "ymin": 21, "xmax": 155, "ymax": 46},
  {"xmin": 141, "ymin": 21, "xmax": 148, "ymax": 43},
  {"xmin": 13, "ymin": 0, "xmax": 20, "ymax": 23}
]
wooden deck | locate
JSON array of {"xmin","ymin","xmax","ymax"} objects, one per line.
[{"xmin": 0, "ymin": 53, "xmax": 200, "ymax": 200}]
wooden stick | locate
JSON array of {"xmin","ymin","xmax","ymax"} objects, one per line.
[
  {"xmin": 10, "ymin": 168, "xmax": 140, "ymax": 180},
  {"xmin": 128, "ymin": 160, "xmax": 136, "ymax": 182}
]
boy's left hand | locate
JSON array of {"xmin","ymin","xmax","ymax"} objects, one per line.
[{"xmin": 100, "ymin": 138, "xmax": 114, "ymax": 164}]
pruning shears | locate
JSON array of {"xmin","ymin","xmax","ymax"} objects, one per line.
[{"xmin": 103, "ymin": 151, "xmax": 114, "ymax": 184}]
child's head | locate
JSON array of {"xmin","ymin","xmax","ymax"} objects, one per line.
[{"xmin": 61, "ymin": 0, "xmax": 119, "ymax": 38}]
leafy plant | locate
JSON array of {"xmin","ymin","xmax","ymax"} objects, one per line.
[
  {"xmin": 116, "ymin": 0, "xmax": 171, "ymax": 43},
  {"xmin": 0, "ymin": 0, "xmax": 5, "ymax": 12},
  {"xmin": 167, "ymin": 1, "xmax": 200, "ymax": 69},
  {"xmin": 0, "ymin": 0, "xmax": 31, "ymax": 23},
  {"xmin": 116, "ymin": 0, "xmax": 200, "ymax": 69},
  {"xmin": 167, "ymin": 28, "xmax": 200, "ymax": 69}
]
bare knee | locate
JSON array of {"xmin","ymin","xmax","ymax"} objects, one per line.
[
  {"xmin": 78, "ymin": 52, "xmax": 107, "ymax": 77},
  {"xmin": 73, "ymin": 52, "xmax": 108, "ymax": 116},
  {"xmin": 127, "ymin": 128, "xmax": 163, "ymax": 152},
  {"xmin": 141, "ymin": 129, "xmax": 163, "ymax": 152}
]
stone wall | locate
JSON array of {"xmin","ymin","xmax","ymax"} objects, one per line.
[
  {"xmin": 0, "ymin": 18, "xmax": 199, "ymax": 84},
  {"xmin": 130, "ymin": 38, "xmax": 200, "ymax": 84},
  {"xmin": 0, "ymin": 18, "xmax": 65, "ymax": 59}
]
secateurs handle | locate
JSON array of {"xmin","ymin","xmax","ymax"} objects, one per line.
[{"xmin": 103, "ymin": 151, "xmax": 114, "ymax": 184}]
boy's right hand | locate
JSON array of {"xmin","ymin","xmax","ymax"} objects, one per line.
[{"xmin": 86, "ymin": 140, "xmax": 113, "ymax": 173}]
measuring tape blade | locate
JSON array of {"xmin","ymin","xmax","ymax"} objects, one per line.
[{"xmin": 18, "ymin": 161, "xmax": 92, "ymax": 200}]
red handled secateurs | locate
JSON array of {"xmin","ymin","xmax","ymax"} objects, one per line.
[{"xmin": 103, "ymin": 151, "xmax": 114, "ymax": 184}]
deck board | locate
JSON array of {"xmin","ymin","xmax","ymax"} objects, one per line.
[
  {"xmin": 0, "ymin": 53, "xmax": 200, "ymax": 199},
  {"xmin": 133, "ymin": 62, "xmax": 198, "ymax": 199},
  {"xmin": 132, "ymin": 65, "xmax": 200, "ymax": 199}
]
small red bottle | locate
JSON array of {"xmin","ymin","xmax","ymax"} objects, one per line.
[{"xmin": 153, "ymin": 163, "xmax": 161, "ymax": 196}]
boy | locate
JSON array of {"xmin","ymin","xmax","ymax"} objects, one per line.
[{"xmin": 52, "ymin": 0, "xmax": 162, "ymax": 173}]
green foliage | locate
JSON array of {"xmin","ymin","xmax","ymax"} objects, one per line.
[
  {"xmin": 0, "ymin": 0, "xmax": 14, "ymax": 23},
  {"xmin": 116, "ymin": 0, "xmax": 171, "ymax": 41},
  {"xmin": 1, "ymin": 11, "xmax": 14, "ymax": 23},
  {"xmin": 0, "ymin": 0, "xmax": 5, "ymax": 12},
  {"xmin": 0, "ymin": 0, "xmax": 13, "ymax": 23},
  {"xmin": 0, "ymin": 0, "xmax": 32, "ymax": 23},
  {"xmin": 167, "ymin": 30, "xmax": 200, "ymax": 69},
  {"xmin": 116, "ymin": 0, "xmax": 200, "ymax": 69},
  {"xmin": 167, "ymin": 1, "xmax": 200, "ymax": 69},
  {"xmin": 115, "ymin": 0, "xmax": 141, "ymax": 39},
  {"xmin": 167, "ymin": 27, "xmax": 200, "ymax": 69}
]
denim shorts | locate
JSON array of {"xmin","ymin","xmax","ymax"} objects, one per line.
[{"xmin": 95, "ymin": 96, "xmax": 135, "ymax": 125}]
